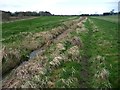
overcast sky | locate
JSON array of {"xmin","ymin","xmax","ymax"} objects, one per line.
[{"xmin": 0, "ymin": 0, "xmax": 119, "ymax": 15}]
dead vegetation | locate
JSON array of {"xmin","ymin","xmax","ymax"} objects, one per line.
[
  {"xmin": 2, "ymin": 17, "xmax": 86, "ymax": 88},
  {"xmin": 2, "ymin": 15, "xmax": 118, "ymax": 88},
  {"xmin": 3, "ymin": 16, "xmax": 113, "ymax": 88}
]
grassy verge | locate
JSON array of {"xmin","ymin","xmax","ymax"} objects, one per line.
[
  {"xmin": 79, "ymin": 17, "xmax": 118, "ymax": 88},
  {"xmin": 90, "ymin": 17, "xmax": 119, "ymax": 88}
]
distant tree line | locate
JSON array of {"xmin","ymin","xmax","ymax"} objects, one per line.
[
  {"xmin": 1, "ymin": 10, "xmax": 52, "ymax": 21},
  {"xmin": 80, "ymin": 9, "xmax": 120, "ymax": 16},
  {"xmin": 80, "ymin": 12, "xmax": 119, "ymax": 16},
  {"xmin": 1, "ymin": 10, "xmax": 120, "ymax": 21}
]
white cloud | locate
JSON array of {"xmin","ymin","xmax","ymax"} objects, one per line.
[{"xmin": 0, "ymin": 0, "xmax": 119, "ymax": 14}]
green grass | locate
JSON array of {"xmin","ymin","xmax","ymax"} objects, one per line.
[
  {"xmin": 3, "ymin": 16, "xmax": 65, "ymax": 38},
  {"xmin": 55, "ymin": 61, "xmax": 80, "ymax": 88},
  {"xmin": 91, "ymin": 15, "xmax": 118, "ymax": 23},
  {"xmin": 90, "ymin": 17, "xmax": 118, "ymax": 88},
  {"xmin": 2, "ymin": 16, "xmax": 76, "ymax": 44},
  {"xmin": 81, "ymin": 17, "xmax": 119, "ymax": 88}
]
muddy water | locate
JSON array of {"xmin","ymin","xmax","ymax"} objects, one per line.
[{"xmin": 29, "ymin": 48, "xmax": 45, "ymax": 60}]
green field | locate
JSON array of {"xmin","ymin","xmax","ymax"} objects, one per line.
[
  {"xmin": 2, "ymin": 15, "xmax": 119, "ymax": 88},
  {"xmin": 82, "ymin": 16, "xmax": 119, "ymax": 88},
  {"xmin": 91, "ymin": 15, "xmax": 118, "ymax": 23},
  {"xmin": 2, "ymin": 16, "xmax": 76, "ymax": 44}
]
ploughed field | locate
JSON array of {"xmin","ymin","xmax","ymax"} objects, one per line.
[{"xmin": 1, "ymin": 15, "xmax": 119, "ymax": 88}]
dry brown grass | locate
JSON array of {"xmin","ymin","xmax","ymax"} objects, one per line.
[{"xmin": 2, "ymin": 17, "xmax": 85, "ymax": 88}]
